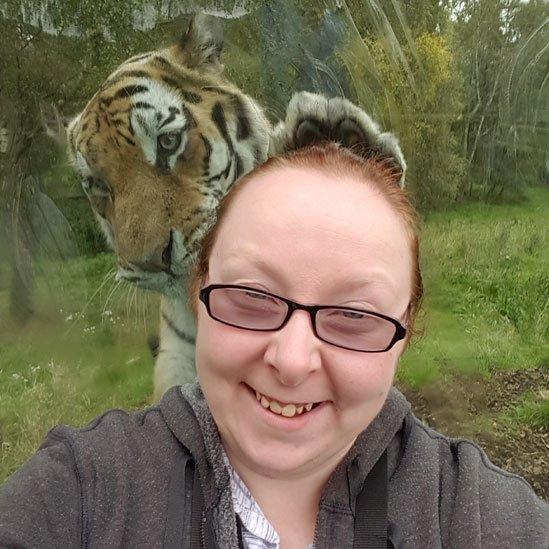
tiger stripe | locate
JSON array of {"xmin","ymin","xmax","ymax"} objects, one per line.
[{"xmin": 52, "ymin": 15, "xmax": 273, "ymax": 399}]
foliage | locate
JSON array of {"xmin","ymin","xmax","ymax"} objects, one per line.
[
  {"xmin": 2, "ymin": 188, "xmax": 547, "ymax": 483},
  {"xmin": 512, "ymin": 393, "xmax": 549, "ymax": 429},
  {"xmin": 340, "ymin": 0, "xmax": 547, "ymax": 208},
  {"xmin": 399, "ymin": 187, "xmax": 549, "ymax": 388},
  {"xmin": 340, "ymin": 30, "xmax": 465, "ymax": 209},
  {"xmin": 452, "ymin": 0, "xmax": 549, "ymax": 199}
]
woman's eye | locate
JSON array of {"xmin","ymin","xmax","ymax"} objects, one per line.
[
  {"xmin": 339, "ymin": 310, "xmax": 366, "ymax": 320},
  {"xmin": 244, "ymin": 291, "xmax": 269, "ymax": 301},
  {"xmin": 158, "ymin": 132, "xmax": 181, "ymax": 152},
  {"xmin": 330, "ymin": 309, "xmax": 368, "ymax": 320}
]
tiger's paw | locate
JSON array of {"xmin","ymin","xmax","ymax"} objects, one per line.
[{"xmin": 270, "ymin": 92, "xmax": 406, "ymax": 187}]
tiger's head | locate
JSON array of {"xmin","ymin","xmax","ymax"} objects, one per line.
[{"xmin": 45, "ymin": 15, "xmax": 270, "ymax": 296}]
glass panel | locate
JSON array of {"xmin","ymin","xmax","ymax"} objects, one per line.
[{"xmin": 1, "ymin": 0, "xmax": 547, "ymax": 497}]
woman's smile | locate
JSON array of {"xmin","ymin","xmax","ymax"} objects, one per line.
[
  {"xmin": 242, "ymin": 382, "xmax": 332, "ymax": 432},
  {"xmin": 247, "ymin": 382, "xmax": 323, "ymax": 415}
]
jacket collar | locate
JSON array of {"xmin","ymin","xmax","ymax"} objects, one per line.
[
  {"xmin": 160, "ymin": 382, "xmax": 411, "ymax": 545},
  {"xmin": 161, "ymin": 383, "xmax": 240, "ymax": 548}
]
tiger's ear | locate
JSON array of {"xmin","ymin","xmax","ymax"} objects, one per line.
[
  {"xmin": 40, "ymin": 102, "xmax": 71, "ymax": 146},
  {"xmin": 176, "ymin": 14, "xmax": 224, "ymax": 72}
]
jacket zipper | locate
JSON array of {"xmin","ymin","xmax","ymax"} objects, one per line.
[
  {"xmin": 312, "ymin": 513, "xmax": 320, "ymax": 549},
  {"xmin": 200, "ymin": 513, "xmax": 205, "ymax": 549}
]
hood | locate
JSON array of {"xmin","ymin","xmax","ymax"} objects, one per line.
[{"xmin": 160, "ymin": 381, "xmax": 411, "ymax": 547}]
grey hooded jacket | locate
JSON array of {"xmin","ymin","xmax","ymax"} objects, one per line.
[{"xmin": 0, "ymin": 383, "xmax": 547, "ymax": 548}]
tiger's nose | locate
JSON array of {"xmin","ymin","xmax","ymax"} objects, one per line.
[{"xmin": 122, "ymin": 231, "xmax": 174, "ymax": 274}]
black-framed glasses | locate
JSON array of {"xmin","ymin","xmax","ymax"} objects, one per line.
[{"xmin": 199, "ymin": 284, "xmax": 407, "ymax": 353}]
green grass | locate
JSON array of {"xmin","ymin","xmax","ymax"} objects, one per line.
[
  {"xmin": 399, "ymin": 187, "xmax": 549, "ymax": 388},
  {"xmin": 1, "ymin": 188, "xmax": 548, "ymax": 482},
  {"xmin": 0, "ymin": 254, "xmax": 158, "ymax": 480},
  {"xmin": 510, "ymin": 391, "xmax": 549, "ymax": 429}
]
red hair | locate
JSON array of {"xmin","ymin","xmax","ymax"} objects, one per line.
[{"xmin": 189, "ymin": 142, "xmax": 423, "ymax": 339}]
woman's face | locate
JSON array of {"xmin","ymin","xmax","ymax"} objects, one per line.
[{"xmin": 195, "ymin": 166, "xmax": 413, "ymax": 478}]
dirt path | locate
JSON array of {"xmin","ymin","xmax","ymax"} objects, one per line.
[{"xmin": 396, "ymin": 368, "xmax": 549, "ymax": 500}]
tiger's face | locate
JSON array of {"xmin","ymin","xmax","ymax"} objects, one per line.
[{"xmin": 59, "ymin": 16, "xmax": 270, "ymax": 296}]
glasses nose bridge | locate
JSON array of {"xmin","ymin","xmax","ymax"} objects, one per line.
[{"xmin": 284, "ymin": 299, "xmax": 319, "ymax": 330}]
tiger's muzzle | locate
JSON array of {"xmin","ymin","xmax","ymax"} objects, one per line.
[{"xmin": 116, "ymin": 229, "xmax": 192, "ymax": 295}]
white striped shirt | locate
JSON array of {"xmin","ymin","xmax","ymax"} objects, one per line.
[{"xmin": 225, "ymin": 456, "xmax": 315, "ymax": 549}]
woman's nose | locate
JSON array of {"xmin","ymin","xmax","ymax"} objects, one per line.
[{"xmin": 263, "ymin": 310, "xmax": 321, "ymax": 386}]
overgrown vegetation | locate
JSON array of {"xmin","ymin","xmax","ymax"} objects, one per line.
[
  {"xmin": 512, "ymin": 393, "xmax": 549, "ymax": 429},
  {"xmin": 0, "ymin": 0, "xmax": 547, "ymax": 496},
  {"xmin": 399, "ymin": 187, "xmax": 549, "ymax": 389},
  {"xmin": 340, "ymin": 0, "xmax": 548, "ymax": 209},
  {"xmin": 0, "ymin": 253, "xmax": 157, "ymax": 480},
  {"xmin": 1, "ymin": 189, "xmax": 547, "ymax": 486}
]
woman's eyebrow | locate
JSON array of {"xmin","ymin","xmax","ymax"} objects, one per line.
[
  {"xmin": 220, "ymin": 252, "xmax": 282, "ymax": 279},
  {"xmin": 332, "ymin": 271, "xmax": 399, "ymax": 293},
  {"xmin": 221, "ymin": 255, "xmax": 398, "ymax": 295}
]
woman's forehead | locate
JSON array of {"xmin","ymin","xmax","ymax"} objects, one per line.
[
  {"xmin": 239, "ymin": 165, "xmax": 379, "ymax": 209},
  {"xmin": 211, "ymin": 166, "xmax": 412, "ymax": 301},
  {"xmin": 223, "ymin": 166, "xmax": 408, "ymax": 244}
]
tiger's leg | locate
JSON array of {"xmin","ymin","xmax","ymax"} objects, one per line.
[
  {"xmin": 270, "ymin": 92, "xmax": 406, "ymax": 187},
  {"xmin": 152, "ymin": 225, "xmax": 215, "ymax": 400},
  {"xmin": 153, "ymin": 294, "xmax": 197, "ymax": 401}
]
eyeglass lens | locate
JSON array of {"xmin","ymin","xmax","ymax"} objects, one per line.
[{"xmin": 207, "ymin": 287, "xmax": 398, "ymax": 352}]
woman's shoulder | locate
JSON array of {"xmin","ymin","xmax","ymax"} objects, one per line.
[
  {"xmin": 401, "ymin": 413, "xmax": 541, "ymax": 493},
  {"xmin": 50, "ymin": 402, "xmax": 158, "ymax": 442},
  {"xmin": 47, "ymin": 385, "xmax": 196, "ymax": 466},
  {"xmin": 391, "ymin": 411, "xmax": 548, "ymax": 547},
  {"xmin": 0, "ymin": 386, "xmax": 203, "ymax": 547}
]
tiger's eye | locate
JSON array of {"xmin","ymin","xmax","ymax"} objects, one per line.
[{"xmin": 158, "ymin": 132, "xmax": 181, "ymax": 152}]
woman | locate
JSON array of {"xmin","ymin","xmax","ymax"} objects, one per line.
[{"xmin": 0, "ymin": 144, "xmax": 547, "ymax": 548}]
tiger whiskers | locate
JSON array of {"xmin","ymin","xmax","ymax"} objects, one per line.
[
  {"xmin": 102, "ymin": 278, "xmax": 124, "ymax": 322},
  {"xmin": 64, "ymin": 268, "xmax": 117, "ymax": 336}
]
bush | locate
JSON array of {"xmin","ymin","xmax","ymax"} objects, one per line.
[
  {"xmin": 340, "ymin": 32, "xmax": 466, "ymax": 211},
  {"xmin": 378, "ymin": 32, "xmax": 466, "ymax": 210}
]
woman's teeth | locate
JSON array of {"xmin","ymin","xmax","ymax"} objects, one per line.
[{"xmin": 255, "ymin": 390, "xmax": 315, "ymax": 418}]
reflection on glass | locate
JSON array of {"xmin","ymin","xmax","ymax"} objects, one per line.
[{"xmin": 0, "ymin": 0, "xmax": 547, "ymax": 497}]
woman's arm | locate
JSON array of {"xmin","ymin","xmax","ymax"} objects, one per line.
[{"xmin": 0, "ymin": 434, "xmax": 81, "ymax": 548}]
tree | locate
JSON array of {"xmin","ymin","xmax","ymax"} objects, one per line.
[{"xmin": 453, "ymin": 0, "xmax": 549, "ymax": 198}]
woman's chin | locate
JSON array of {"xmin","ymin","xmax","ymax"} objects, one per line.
[
  {"xmin": 230, "ymin": 439, "xmax": 323, "ymax": 478},
  {"xmin": 213, "ymin": 382, "xmax": 352, "ymax": 478}
]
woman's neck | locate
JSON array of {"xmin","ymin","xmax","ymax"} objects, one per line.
[
  {"xmin": 237, "ymin": 465, "xmax": 326, "ymax": 548},
  {"xmin": 225, "ymin": 444, "xmax": 352, "ymax": 549}
]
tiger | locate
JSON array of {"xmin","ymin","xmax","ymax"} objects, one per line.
[{"xmin": 44, "ymin": 14, "xmax": 406, "ymax": 401}]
